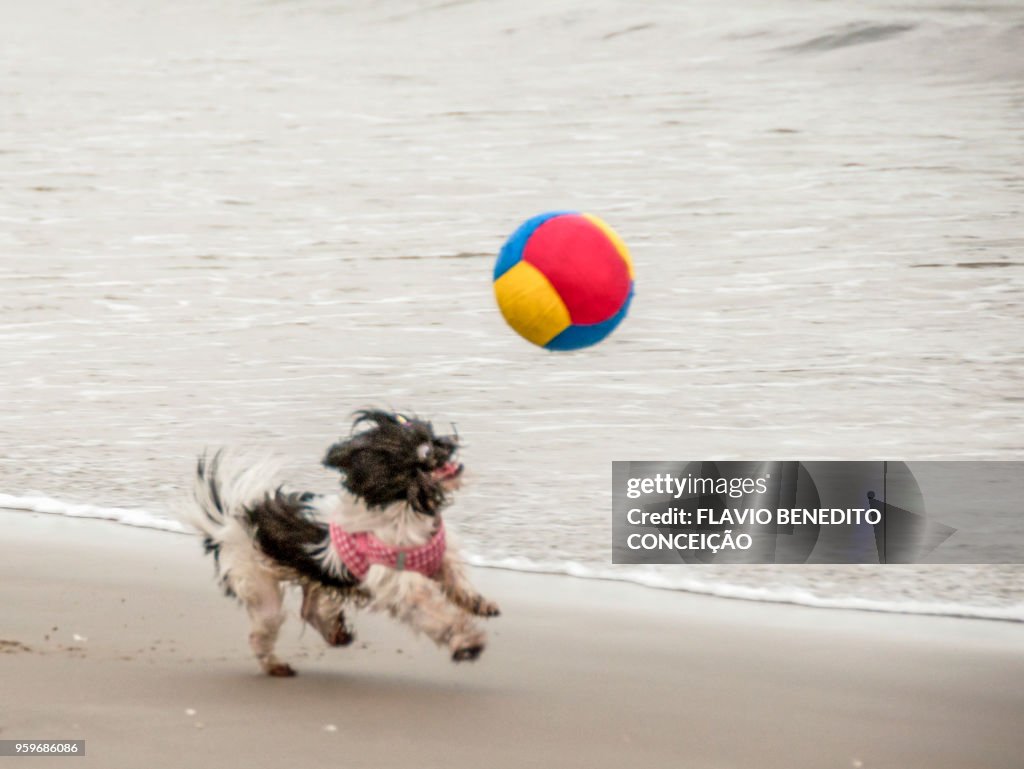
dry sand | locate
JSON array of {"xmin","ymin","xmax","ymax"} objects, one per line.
[{"xmin": 1, "ymin": 510, "xmax": 1022, "ymax": 769}]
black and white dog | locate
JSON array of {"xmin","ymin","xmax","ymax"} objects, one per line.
[{"xmin": 183, "ymin": 410, "xmax": 500, "ymax": 677}]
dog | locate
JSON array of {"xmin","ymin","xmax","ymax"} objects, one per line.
[{"xmin": 183, "ymin": 410, "xmax": 500, "ymax": 676}]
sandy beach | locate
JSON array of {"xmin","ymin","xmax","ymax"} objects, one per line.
[{"xmin": 2, "ymin": 510, "xmax": 1021, "ymax": 769}]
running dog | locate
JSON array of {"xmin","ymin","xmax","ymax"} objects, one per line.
[{"xmin": 183, "ymin": 410, "xmax": 499, "ymax": 676}]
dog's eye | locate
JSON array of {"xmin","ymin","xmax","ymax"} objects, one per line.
[{"xmin": 416, "ymin": 443, "xmax": 431, "ymax": 461}]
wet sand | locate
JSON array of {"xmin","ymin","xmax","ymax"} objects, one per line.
[{"xmin": 2, "ymin": 511, "xmax": 1021, "ymax": 769}]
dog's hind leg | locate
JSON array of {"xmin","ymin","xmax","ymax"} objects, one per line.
[
  {"xmin": 300, "ymin": 582, "xmax": 354, "ymax": 647},
  {"xmin": 231, "ymin": 568, "xmax": 294, "ymax": 677}
]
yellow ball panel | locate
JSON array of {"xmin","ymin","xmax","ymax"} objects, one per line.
[
  {"xmin": 582, "ymin": 213, "xmax": 635, "ymax": 279},
  {"xmin": 494, "ymin": 261, "xmax": 571, "ymax": 347}
]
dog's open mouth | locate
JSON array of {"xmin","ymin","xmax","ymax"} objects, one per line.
[{"xmin": 432, "ymin": 461, "xmax": 463, "ymax": 480}]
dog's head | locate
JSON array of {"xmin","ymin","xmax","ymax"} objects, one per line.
[{"xmin": 323, "ymin": 410, "xmax": 463, "ymax": 516}]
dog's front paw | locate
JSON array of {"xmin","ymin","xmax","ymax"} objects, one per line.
[
  {"xmin": 472, "ymin": 597, "xmax": 501, "ymax": 617},
  {"xmin": 450, "ymin": 630, "xmax": 486, "ymax": 663},
  {"xmin": 452, "ymin": 643, "xmax": 484, "ymax": 662}
]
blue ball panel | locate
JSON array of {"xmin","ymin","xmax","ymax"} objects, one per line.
[
  {"xmin": 493, "ymin": 210, "xmax": 576, "ymax": 281},
  {"xmin": 543, "ymin": 285, "xmax": 633, "ymax": 351}
]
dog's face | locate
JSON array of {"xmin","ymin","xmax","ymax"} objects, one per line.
[{"xmin": 323, "ymin": 410, "xmax": 463, "ymax": 516}]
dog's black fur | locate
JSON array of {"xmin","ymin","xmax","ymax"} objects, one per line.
[
  {"xmin": 323, "ymin": 410, "xmax": 460, "ymax": 516},
  {"xmin": 247, "ymin": 490, "xmax": 360, "ymax": 591}
]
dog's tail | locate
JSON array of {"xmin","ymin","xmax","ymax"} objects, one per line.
[{"xmin": 183, "ymin": 449, "xmax": 284, "ymax": 596}]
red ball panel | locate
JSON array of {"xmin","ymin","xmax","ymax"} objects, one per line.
[{"xmin": 522, "ymin": 214, "xmax": 631, "ymax": 325}]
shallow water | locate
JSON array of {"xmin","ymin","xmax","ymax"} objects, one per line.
[{"xmin": 2, "ymin": 0, "xmax": 1022, "ymax": 617}]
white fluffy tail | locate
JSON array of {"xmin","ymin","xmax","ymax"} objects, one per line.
[
  {"xmin": 186, "ymin": 450, "xmax": 282, "ymax": 535},
  {"xmin": 182, "ymin": 449, "xmax": 285, "ymax": 593}
]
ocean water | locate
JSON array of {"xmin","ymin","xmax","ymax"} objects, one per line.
[{"xmin": 2, "ymin": 0, "xmax": 1022, "ymax": 620}]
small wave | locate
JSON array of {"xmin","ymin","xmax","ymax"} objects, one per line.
[
  {"xmin": 462, "ymin": 554, "xmax": 1024, "ymax": 624},
  {"xmin": 2, "ymin": 493, "xmax": 1021, "ymax": 623},
  {"xmin": 781, "ymin": 23, "xmax": 917, "ymax": 53},
  {"xmin": 0, "ymin": 493, "xmax": 188, "ymax": 534},
  {"xmin": 602, "ymin": 23, "xmax": 656, "ymax": 41}
]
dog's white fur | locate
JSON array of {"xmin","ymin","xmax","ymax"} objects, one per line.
[{"xmin": 184, "ymin": 452, "xmax": 498, "ymax": 676}]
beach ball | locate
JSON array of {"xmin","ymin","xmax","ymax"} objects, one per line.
[{"xmin": 493, "ymin": 211, "xmax": 634, "ymax": 351}]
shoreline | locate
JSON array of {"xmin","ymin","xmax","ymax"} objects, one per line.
[
  {"xmin": 2, "ymin": 501, "xmax": 1022, "ymax": 625},
  {"xmin": 2, "ymin": 511, "xmax": 1022, "ymax": 768}
]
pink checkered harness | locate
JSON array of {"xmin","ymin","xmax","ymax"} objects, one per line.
[{"xmin": 328, "ymin": 519, "xmax": 446, "ymax": 581}]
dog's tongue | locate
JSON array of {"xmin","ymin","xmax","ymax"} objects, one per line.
[{"xmin": 435, "ymin": 462, "xmax": 461, "ymax": 479}]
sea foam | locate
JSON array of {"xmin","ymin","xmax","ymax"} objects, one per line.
[{"xmin": 2, "ymin": 493, "xmax": 1020, "ymax": 624}]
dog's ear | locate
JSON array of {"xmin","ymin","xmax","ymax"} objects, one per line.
[
  {"xmin": 324, "ymin": 411, "xmax": 395, "ymax": 472},
  {"xmin": 407, "ymin": 472, "xmax": 445, "ymax": 516},
  {"xmin": 323, "ymin": 438, "xmax": 355, "ymax": 472}
]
